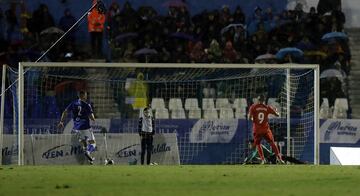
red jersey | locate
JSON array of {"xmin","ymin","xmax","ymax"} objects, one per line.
[{"xmin": 249, "ymin": 103, "xmax": 277, "ymax": 131}]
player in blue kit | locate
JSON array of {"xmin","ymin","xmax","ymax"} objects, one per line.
[{"xmin": 58, "ymin": 90, "xmax": 96, "ymax": 164}]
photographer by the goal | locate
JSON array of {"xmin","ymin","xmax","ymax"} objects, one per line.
[{"xmin": 138, "ymin": 107, "xmax": 155, "ymax": 165}]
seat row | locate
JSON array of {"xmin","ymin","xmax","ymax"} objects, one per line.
[
  {"xmin": 149, "ymin": 107, "xmax": 248, "ymax": 119},
  {"xmin": 320, "ymin": 98, "xmax": 349, "ymax": 119},
  {"xmin": 148, "ymin": 97, "xmax": 282, "ymax": 119},
  {"xmin": 151, "ymin": 98, "xmax": 249, "ymax": 111}
]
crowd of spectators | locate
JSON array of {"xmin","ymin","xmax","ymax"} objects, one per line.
[{"xmin": 0, "ymin": 1, "xmax": 349, "ymax": 107}]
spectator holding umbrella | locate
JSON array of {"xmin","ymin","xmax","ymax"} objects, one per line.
[{"xmin": 276, "ymin": 47, "xmax": 304, "ymax": 63}]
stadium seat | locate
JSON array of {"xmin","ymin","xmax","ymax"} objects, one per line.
[
  {"xmin": 203, "ymin": 87, "xmax": 216, "ymax": 98},
  {"xmin": 267, "ymin": 98, "xmax": 277, "ymax": 105},
  {"xmin": 268, "ymin": 100, "xmax": 281, "ymax": 118},
  {"xmin": 332, "ymin": 98, "xmax": 348, "ymax": 119},
  {"xmin": 233, "ymin": 98, "xmax": 247, "ymax": 109},
  {"xmin": 202, "ymin": 98, "xmax": 215, "ymax": 109},
  {"xmin": 171, "ymin": 108, "xmax": 186, "ymax": 119},
  {"xmin": 184, "ymin": 98, "xmax": 199, "ymax": 110},
  {"xmin": 169, "ymin": 98, "xmax": 183, "ymax": 110},
  {"xmin": 188, "ymin": 108, "xmax": 201, "ymax": 119},
  {"xmin": 219, "ymin": 108, "xmax": 234, "ymax": 119},
  {"xmin": 155, "ymin": 108, "xmax": 169, "ymax": 119},
  {"xmin": 234, "ymin": 108, "xmax": 247, "ymax": 119},
  {"xmin": 151, "ymin": 98, "xmax": 166, "ymax": 110},
  {"xmin": 322, "ymin": 98, "xmax": 329, "ymax": 107},
  {"xmin": 216, "ymin": 98, "xmax": 231, "ymax": 109},
  {"xmin": 203, "ymin": 109, "xmax": 218, "ymax": 119},
  {"xmin": 320, "ymin": 98, "xmax": 330, "ymax": 119}
]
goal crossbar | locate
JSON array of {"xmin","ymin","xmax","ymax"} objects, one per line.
[{"xmin": 21, "ymin": 62, "xmax": 319, "ymax": 69}]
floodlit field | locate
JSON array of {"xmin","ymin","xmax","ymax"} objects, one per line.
[{"xmin": 0, "ymin": 165, "xmax": 359, "ymax": 196}]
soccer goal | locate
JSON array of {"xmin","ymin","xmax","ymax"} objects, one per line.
[{"xmin": 0, "ymin": 62, "xmax": 320, "ymax": 165}]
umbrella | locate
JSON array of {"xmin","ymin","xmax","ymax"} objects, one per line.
[
  {"xmin": 115, "ymin": 32, "xmax": 138, "ymax": 42},
  {"xmin": 162, "ymin": 0, "xmax": 187, "ymax": 8},
  {"xmin": 134, "ymin": 48, "xmax": 158, "ymax": 56},
  {"xmin": 170, "ymin": 32, "xmax": 195, "ymax": 41},
  {"xmin": 221, "ymin": 23, "xmax": 245, "ymax": 35},
  {"xmin": 276, "ymin": 47, "xmax": 304, "ymax": 60},
  {"xmin": 255, "ymin": 53, "xmax": 276, "ymax": 62},
  {"xmin": 323, "ymin": 11, "xmax": 332, "ymax": 16},
  {"xmin": 40, "ymin": 27, "xmax": 64, "ymax": 36},
  {"xmin": 320, "ymin": 69, "xmax": 346, "ymax": 79},
  {"xmin": 321, "ymin": 32, "xmax": 348, "ymax": 42}
]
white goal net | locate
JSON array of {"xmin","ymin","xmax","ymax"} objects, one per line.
[{"xmin": 0, "ymin": 63, "xmax": 319, "ymax": 165}]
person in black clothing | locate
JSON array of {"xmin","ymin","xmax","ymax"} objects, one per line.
[{"xmin": 138, "ymin": 107, "xmax": 155, "ymax": 165}]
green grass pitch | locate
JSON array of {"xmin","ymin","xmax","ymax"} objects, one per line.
[{"xmin": 1, "ymin": 165, "xmax": 360, "ymax": 196}]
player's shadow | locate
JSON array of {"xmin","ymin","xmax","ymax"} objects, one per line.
[{"xmin": 70, "ymin": 134, "xmax": 87, "ymax": 164}]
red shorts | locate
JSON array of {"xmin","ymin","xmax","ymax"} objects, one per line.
[{"xmin": 253, "ymin": 129, "xmax": 275, "ymax": 145}]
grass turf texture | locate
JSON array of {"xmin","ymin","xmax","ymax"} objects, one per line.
[{"xmin": 0, "ymin": 165, "xmax": 360, "ymax": 196}]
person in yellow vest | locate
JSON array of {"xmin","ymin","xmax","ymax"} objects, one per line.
[
  {"xmin": 128, "ymin": 72, "xmax": 148, "ymax": 110},
  {"xmin": 87, "ymin": 0, "xmax": 105, "ymax": 58}
]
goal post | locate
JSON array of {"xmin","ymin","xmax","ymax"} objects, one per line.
[{"xmin": 5, "ymin": 62, "xmax": 320, "ymax": 165}]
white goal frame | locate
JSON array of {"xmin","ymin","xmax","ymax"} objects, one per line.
[{"xmin": 9, "ymin": 62, "xmax": 320, "ymax": 165}]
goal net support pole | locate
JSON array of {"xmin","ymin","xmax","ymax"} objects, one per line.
[{"xmin": 0, "ymin": 64, "xmax": 6, "ymax": 165}]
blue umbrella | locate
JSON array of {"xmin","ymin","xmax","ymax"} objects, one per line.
[
  {"xmin": 276, "ymin": 47, "xmax": 304, "ymax": 60},
  {"xmin": 115, "ymin": 32, "xmax": 138, "ymax": 42},
  {"xmin": 170, "ymin": 32, "xmax": 195, "ymax": 41},
  {"xmin": 321, "ymin": 32, "xmax": 348, "ymax": 42}
]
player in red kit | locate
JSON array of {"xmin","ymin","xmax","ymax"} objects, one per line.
[{"xmin": 248, "ymin": 95, "xmax": 284, "ymax": 164}]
